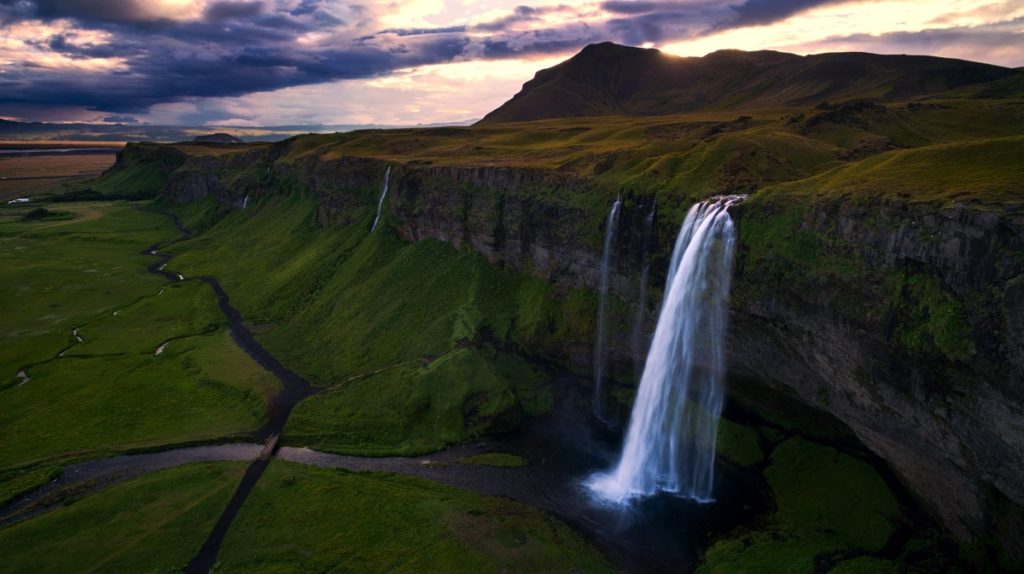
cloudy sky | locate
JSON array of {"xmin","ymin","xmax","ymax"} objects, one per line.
[{"xmin": 0, "ymin": 0, "xmax": 1021, "ymax": 126}]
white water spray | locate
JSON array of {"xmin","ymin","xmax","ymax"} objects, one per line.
[
  {"xmin": 370, "ymin": 165, "xmax": 392, "ymax": 233},
  {"xmin": 242, "ymin": 194, "xmax": 250, "ymax": 210},
  {"xmin": 589, "ymin": 195, "xmax": 743, "ymax": 504},
  {"xmin": 593, "ymin": 196, "xmax": 622, "ymax": 420}
]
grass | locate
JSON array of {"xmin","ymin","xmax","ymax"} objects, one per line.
[
  {"xmin": 699, "ymin": 437, "xmax": 903, "ymax": 574},
  {"xmin": 0, "ymin": 463, "xmax": 63, "ymax": 507},
  {"xmin": 285, "ymin": 347, "xmax": 546, "ymax": 456},
  {"xmin": 0, "ymin": 329, "xmax": 277, "ymax": 468},
  {"xmin": 168, "ymin": 194, "xmax": 575, "ymax": 454},
  {"xmin": 0, "ymin": 462, "xmax": 246, "ymax": 574},
  {"xmin": 212, "ymin": 461, "xmax": 614, "ymax": 574},
  {"xmin": 0, "ymin": 202, "xmax": 279, "ymax": 470},
  {"xmin": 0, "ymin": 203, "xmax": 177, "ymax": 375},
  {"xmin": 766, "ymin": 135, "xmax": 1024, "ymax": 207},
  {"xmin": 715, "ymin": 419, "xmax": 764, "ymax": 467}
]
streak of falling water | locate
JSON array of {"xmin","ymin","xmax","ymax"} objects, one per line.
[
  {"xmin": 371, "ymin": 165, "xmax": 392, "ymax": 233},
  {"xmin": 593, "ymin": 196, "xmax": 622, "ymax": 421},
  {"xmin": 589, "ymin": 195, "xmax": 744, "ymax": 504}
]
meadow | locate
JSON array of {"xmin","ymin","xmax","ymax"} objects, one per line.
[{"xmin": 0, "ymin": 202, "xmax": 277, "ymax": 497}]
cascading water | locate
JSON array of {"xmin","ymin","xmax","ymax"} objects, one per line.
[
  {"xmin": 631, "ymin": 200, "xmax": 656, "ymax": 381},
  {"xmin": 589, "ymin": 195, "xmax": 743, "ymax": 504},
  {"xmin": 593, "ymin": 196, "xmax": 622, "ymax": 421},
  {"xmin": 242, "ymin": 194, "xmax": 249, "ymax": 210},
  {"xmin": 370, "ymin": 165, "xmax": 392, "ymax": 233}
]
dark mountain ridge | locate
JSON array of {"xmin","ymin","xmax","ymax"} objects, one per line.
[{"xmin": 479, "ymin": 42, "xmax": 1021, "ymax": 123}]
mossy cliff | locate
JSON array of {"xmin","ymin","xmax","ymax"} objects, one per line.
[{"xmin": 102, "ymin": 110, "xmax": 1024, "ymax": 564}]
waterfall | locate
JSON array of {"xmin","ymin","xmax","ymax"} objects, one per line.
[
  {"xmin": 370, "ymin": 165, "xmax": 392, "ymax": 233},
  {"xmin": 593, "ymin": 196, "xmax": 622, "ymax": 421},
  {"xmin": 631, "ymin": 200, "xmax": 656, "ymax": 381},
  {"xmin": 589, "ymin": 195, "xmax": 743, "ymax": 504},
  {"xmin": 242, "ymin": 194, "xmax": 249, "ymax": 210}
]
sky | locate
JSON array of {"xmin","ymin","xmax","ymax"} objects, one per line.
[{"xmin": 0, "ymin": 0, "xmax": 1022, "ymax": 126}]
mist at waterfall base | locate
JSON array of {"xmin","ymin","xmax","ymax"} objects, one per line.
[
  {"xmin": 371, "ymin": 165, "xmax": 391, "ymax": 233},
  {"xmin": 593, "ymin": 197, "xmax": 622, "ymax": 421},
  {"xmin": 589, "ymin": 195, "xmax": 743, "ymax": 506}
]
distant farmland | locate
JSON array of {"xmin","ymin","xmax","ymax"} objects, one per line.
[{"xmin": 0, "ymin": 143, "xmax": 121, "ymax": 201}]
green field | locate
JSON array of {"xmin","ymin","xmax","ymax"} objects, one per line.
[
  {"xmin": 0, "ymin": 203, "xmax": 278, "ymax": 472},
  {"xmin": 0, "ymin": 462, "xmax": 246, "ymax": 574},
  {"xmin": 212, "ymin": 461, "xmax": 614, "ymax": 574}
]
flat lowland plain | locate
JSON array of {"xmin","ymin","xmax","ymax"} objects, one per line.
[
  {"xmin": 0, "ymin": 151, "xmax": 118, "ymax": 201},
  {"xmin": 212, "ymin": 461, "xmax": 615, "ymax": 574},
  {"xmin": 0, "ymin": 202, "xmax": 277, "ymax": 484},
  {"xmin": 0, "ymin": 461, "xmax": 247, "ymax": 573}
]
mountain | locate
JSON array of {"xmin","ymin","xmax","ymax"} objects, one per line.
[
  {"xmin": 479, "ymin": 42, "xmax": 1022, "ymax": 124},
  {"xmin": 192, "ymin": 132, "xmax": 244, "ymax": 144}
]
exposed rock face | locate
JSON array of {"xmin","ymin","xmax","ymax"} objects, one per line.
[
  {"xmin": 130, "ymin": 139, "xmax": 1023, "ymax": 562},
  {"xmin": 728, "ymin": 200, "xmax": 1024, "ymax": 564}
]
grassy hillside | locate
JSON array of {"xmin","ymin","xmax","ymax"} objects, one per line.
[{"xmin": 167, "ymin": 193, "xmax": 588, "ymax": 455}]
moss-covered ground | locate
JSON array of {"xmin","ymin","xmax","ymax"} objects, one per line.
[
  {"xmin": 698, "ymin": 435, "xmax": 967, "ymax": 574},
  {"xmin": 212, "ymin": 461, "xmax": 614, "ymax": 574}
]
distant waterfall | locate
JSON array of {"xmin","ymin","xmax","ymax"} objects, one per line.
[
  {"xmin": 370, "ymin": 165, "xmax": 392, "ymax": 233},
  {"xmin": 242, "ymin": 194, "xmax": 249, "ymax": 210},
  {"xmin": 631, "ymin": 200, "xmax": 656, "ymax": 381},
  {"xmin": 593, "ymin": 197, "xmax": 622, "ymax": 421},
  {"xmin": 589, "ymin": 195, "xmax": 743, "ymax": 504}
]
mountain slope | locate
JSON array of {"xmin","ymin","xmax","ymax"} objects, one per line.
[{"xmin": 479, "ymin": 42, "xmax": 1021, "ymax": 124}]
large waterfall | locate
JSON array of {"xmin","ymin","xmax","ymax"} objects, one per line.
[
  {"xmin": 370, "ymin": 165, "xmax": 392, "ymax": 233},
  {"xmin": 593, "ymin": 196, "xmax": 622, "ymax": 421},
  {"xmin": 589, "ymin": 195, "xmax": 743, "ymax": 504}
]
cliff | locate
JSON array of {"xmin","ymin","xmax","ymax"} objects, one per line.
[{"xmin": 103, "ymin": 114, "xmax": 1024, "ymax": 565}]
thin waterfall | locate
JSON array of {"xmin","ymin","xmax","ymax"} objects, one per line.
[
  {"xmin": 631, "ymin": 200, "xmax": 656, "ymax": 381},
  {"xmin": 589, "ymin": 195, "xmax": 743, "ymax": 504},
  {"xmin": 593, "ymin": 196, "xmax": 622, "ymax": 421},
  {"xmin": 242, "ymin": 194, "xmax": 249, "ymax": 210},
  {"xmin": 371, "ymin": 165, "xmax": 392, "ymax": 233}
]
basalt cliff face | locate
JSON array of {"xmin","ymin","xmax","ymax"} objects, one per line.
[{"xmin": 119, "ymin": 134, "xmax": 1023, "ymax": 564}]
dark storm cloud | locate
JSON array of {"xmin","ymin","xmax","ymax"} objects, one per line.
[
  {"xmin": 4, "ymin": 0, "xmax": 1016, "ymax": 122},
  {"xmin": 0, "ymin": 0, "xmax": 840, "ymax": 118},
  {"xmin": 101, "ymin": 114, "xmax": 138, "ymax": 123},
  {"xmin": 727, "ymin": 0, "xmax": 843, "ymax": 27},
  {"xmin": 203, "ymin": 1, "xmax": 266, "ymax": 22}
]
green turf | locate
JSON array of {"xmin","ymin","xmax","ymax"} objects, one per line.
[
  {"xmin": 0, "ymin": 329, "xmax": 277, "ymax": 468},
  {"xmin": 212, "ymin": 461, "xmax": 614, "ymax": 574},
  {"xmin": 285, "ymin": 347, "xmax": 545, "ymax": 456},
  {"xmin": 0, "ymin": 203, "xmax": 177, "ymax": 373},
  {"xmin": 0, "ymin": 462, "xmax": 246, "ymax": 574},
  {"xmin": 0, "ymin": 463, "xmax": 63, "ymax": 507},
  {"xmin": 0, "ymin": 202, "xmax": 279, "ymax": 469},
  {"xmin": 715, "ymin": 419, "xmax": 764, "ymax": 467},
  {"xmin": 766, "ymin": 438, "xmax": 901, "ymax": 552},
  {"xmin": 699, "ymin": 437, "xmax": 902, "ymax": 573}
]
